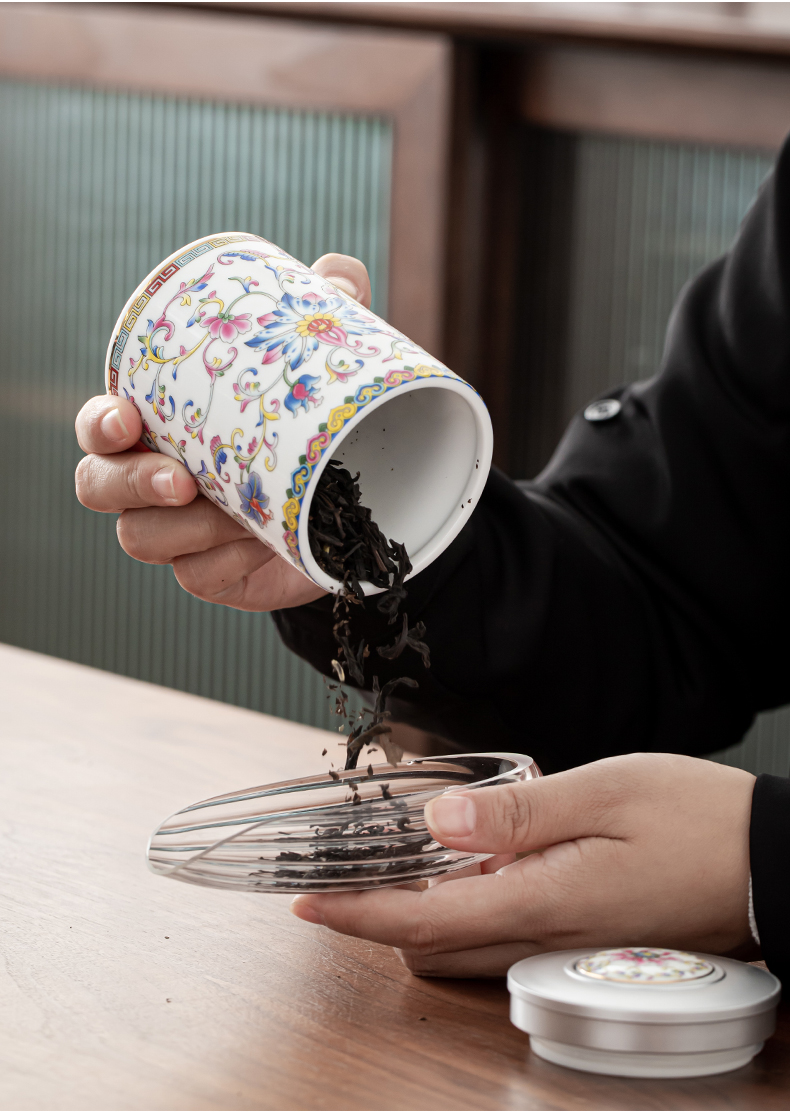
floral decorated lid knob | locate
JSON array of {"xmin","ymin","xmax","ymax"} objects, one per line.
[{"xmin": 574, "ymin": 947, "xmax": 715, "ymax": 984}]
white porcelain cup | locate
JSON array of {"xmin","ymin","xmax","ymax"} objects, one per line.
[{"xmin": 105, "ymin": 232, "xmax": 493, "ymax": 594}]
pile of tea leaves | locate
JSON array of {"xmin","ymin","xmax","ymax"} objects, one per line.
[
  {"xmin": 270, "ymin": 814, "xmax": 430, "ymax": 883},
  {"xmin": 308, "ymin": 459, "xmax": 430, "ymax": 773}
]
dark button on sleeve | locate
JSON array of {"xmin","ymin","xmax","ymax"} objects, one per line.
[{"xmin": 583, "ymin": 399, "xmax": 622, "ymax": 422}]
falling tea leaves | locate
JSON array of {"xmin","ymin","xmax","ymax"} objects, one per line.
[{"xmin": 308, "ymin": 460, "xmax": 427, "ymax": 773}]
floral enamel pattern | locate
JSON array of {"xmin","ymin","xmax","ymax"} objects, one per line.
[
  {"xmin": 245, "ymin": 290, "xmax": 380, "ymax": 381},
  {"xmin": 106, "ymin": 233, "xmax": 468, "ymax": 576},
  {"xmin": 236, "ymin": 472, "xmax": 273, "ymax": 527},
  {"xmin": 575, "ymin": 948, "xmax": 715, "ymax": 984}
]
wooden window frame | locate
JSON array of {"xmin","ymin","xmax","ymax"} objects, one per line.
[
  {"xmin": 0, "ymin": 1, "xmax": 451, "ymax": 355},
  {"xmin": 520, "ymin": 41, "xmax": 790, "ymax": 152}
]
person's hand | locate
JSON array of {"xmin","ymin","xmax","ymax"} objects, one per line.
[
  {"xmin": 290, "ymin": 753, "xmax": 757, "ymax": 976},
  {"xmin": 75, "ymin": 254, "xmax": 372, "ymax": 612}
]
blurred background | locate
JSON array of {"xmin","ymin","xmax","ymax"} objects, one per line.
[{"xmin": 1, "ymin": 1, "xmax": 789, "ymax": 772}]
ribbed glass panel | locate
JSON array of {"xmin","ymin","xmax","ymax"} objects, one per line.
[
  {"xmin": 559, "ymin": 133, "xmax": 785, "ymax": 774},
  {"xmin": 0, "ymin": 80, "xmax": 392, "ymax": 730},
  {"xmin": 563, "ymin": 135, "xmax": 775, "ymax": 420},
  {"xmin": 709, "ymin": 707, "xmax": 790, "ymax": 777}
]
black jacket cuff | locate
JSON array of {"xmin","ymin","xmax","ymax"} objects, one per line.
[{"xmin": 750, "ymin": 773, "xmax": 790, "ymax": 989}]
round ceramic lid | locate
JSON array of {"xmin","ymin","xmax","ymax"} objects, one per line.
[
  {"xmin": 507, "ymin": 948, "xmax": 781, "ymax": 1024},
  {"xmin": 575, "ymin": 947, "xmax": 715, "ymax": 984}
]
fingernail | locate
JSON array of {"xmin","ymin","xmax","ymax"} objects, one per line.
[
  {"xmin": 290, "ymin": 898, "xmax": 325, "ymax": 925},
  {"xmin": 152, "ymin": 467, "xmax": 177, "ymax": 501},
  {"xmin": 100, "ymin": 407, "xmax": 129, "ymax": 443},
  {"xmin": 425, "ymin": 794, "xmax": 476, "ymax": 839},
  {"xmin": 326, "ymin": 275, "xmax": 359, "ymax": 300}
]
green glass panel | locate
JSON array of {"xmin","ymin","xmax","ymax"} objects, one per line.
[
  {"xmin": 0, "ymin": 80, "xmax": 392, "ymax": 731},
  {"xmin": 563, "ymin": 134, "xmax": 775, "ymax": 420}
]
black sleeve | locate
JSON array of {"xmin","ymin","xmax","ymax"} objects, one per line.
[
  {"xmin": 750, "ymin": 775, "xmax": 790, "ymax": 987},
  {"xmin": 274, "ymin": 134, "xmax": 790, "ymax": 777}
]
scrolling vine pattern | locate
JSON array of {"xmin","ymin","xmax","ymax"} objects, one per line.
[{"xmin": 122, "ymin": 242, "xmax": 423, "ymax": 529}]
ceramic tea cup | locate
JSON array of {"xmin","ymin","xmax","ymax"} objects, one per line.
[{"xmin": 105, "ymin": 232, "xmax": 493, "ymax": 594}]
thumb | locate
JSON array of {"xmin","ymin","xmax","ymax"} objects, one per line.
[
  {"xmin": 311, "ymin": 253, "xmax": 372, "ymax": 309},
  {"xmin": 424, "ymin": 758, "xmax": 629, "ymax": 854}
]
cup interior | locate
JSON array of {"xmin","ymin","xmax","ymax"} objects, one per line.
[{"xmin": 300, "ymin": 380, "xmax": 489, "ymax": 593}]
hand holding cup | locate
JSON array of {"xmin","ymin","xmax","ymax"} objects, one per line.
[{"xmin": 75, "ymin": 254, "xmax": 370, "ymax": 611}]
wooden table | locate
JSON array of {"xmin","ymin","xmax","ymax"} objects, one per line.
[{"xmin": 1, "ymin": 643, "xmax": 788, "ymax": 1110}]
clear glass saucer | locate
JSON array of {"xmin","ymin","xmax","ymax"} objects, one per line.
[{"xmin": 147, "ymin": 752, "xmax": 540, "ymax": 893}]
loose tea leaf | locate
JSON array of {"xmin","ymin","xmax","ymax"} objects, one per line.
[
  {"xmin": 345, "ymin": 721, "xmax": 392, "ymax": 770},
  {"xmin": 377, "ymin": 615, "xmax": 431, "ymax": 669},
  {"xmin": 378, "ymin": 734, "xmax": 405, "ymax": 767}
]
